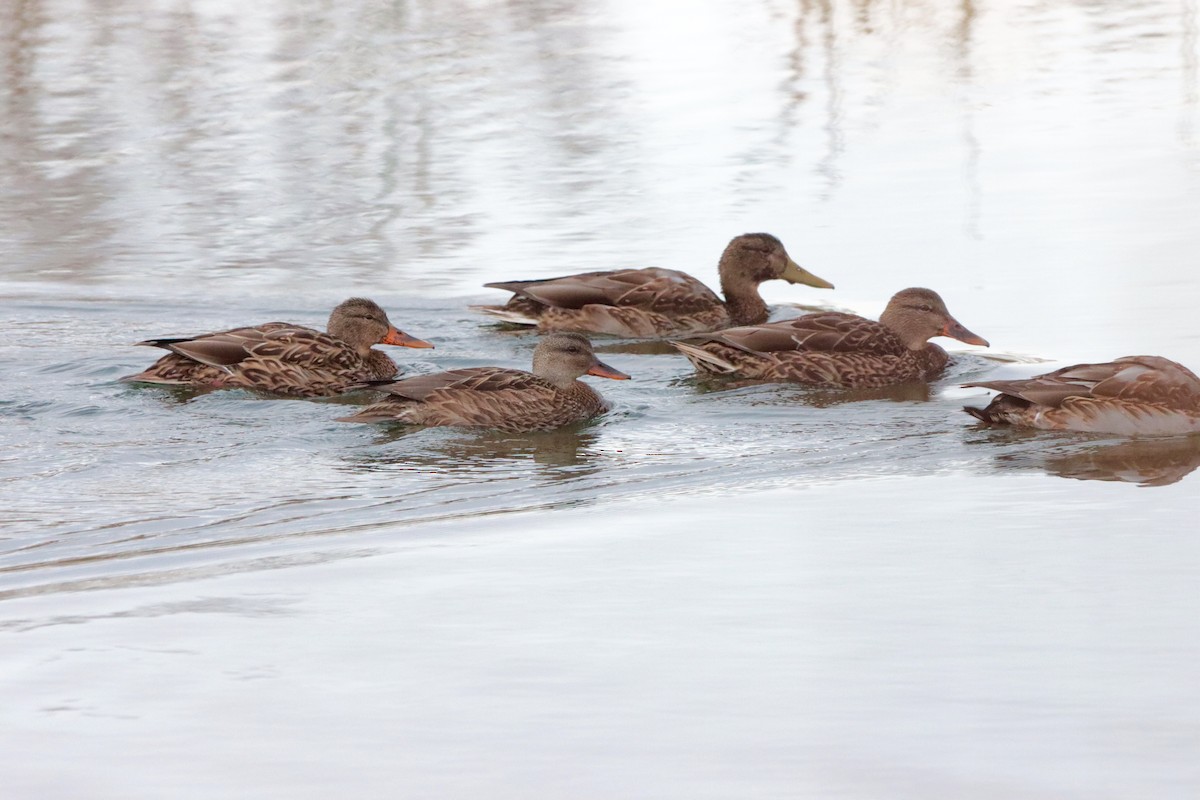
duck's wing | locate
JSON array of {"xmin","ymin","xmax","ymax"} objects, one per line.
[
  {"xmin": 966, "ymin": 356, "xmax": 1200, "ymax": 410},
  {"xmin": 137, "ymin": 324, "xmax": 286, "ymax": 367},
  {"xmin": 696, "ymin": 312, "xmax": 903, "ymax": 355},
  {"xmin": 375, "ymin": 367, "xmax": 547, "ymax": 402},
  {"xmin": 145, "ymin": 321, "xmax": 367, "ymax": 377},
  {"xmin": 239, "ymin": 327, "xmax": 363, "ymax": 372},
  {"xmin": 487, "ymin": 268, "xmax": 720, "ymax": 312}
]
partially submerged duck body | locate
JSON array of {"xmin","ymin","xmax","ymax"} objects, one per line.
[
  {"xmin": 672, "ymin": 287, "xmax": 988, "ymax": 388},
  {"xmin": 340, "ymin": 333, "xmax": 630, "ymax": 433},
  {"xmin": 476, "ymin": 233, "xmax": 833, "ymax": 338},
  {"xmin": 964, "ymin": 355, "xmax": 1200, "ymax": 436},
  {"xmin": 122, "ymin": 298, "xmax": 433, "ymax": 398}
]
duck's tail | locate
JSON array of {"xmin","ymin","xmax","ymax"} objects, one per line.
[
  {"xmin": 670, "ymin": 341, "xmax": 738, "ymax": 374},
  {"xmin": 470, "ymin": 305, "xmax": 538, "ymax": 326},
  {"xmin": 962, "ymin": 404, "xmax": 994, "ymax": 423}
]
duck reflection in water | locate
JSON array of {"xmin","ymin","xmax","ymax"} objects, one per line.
[
  {"xmin": 344, "ymin": 425, "xmax": 605, "ymax": 479},
  {"xmin": 969, "ymin": 431, "xmax": 1200, "ymax": 487},
  {"xmin": 686, "ymin": 375, "xmax": 933, "ymax": 406}
]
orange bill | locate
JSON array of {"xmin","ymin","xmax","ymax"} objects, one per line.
[
  {"xmin": 941, "ymin": 319, "xmax": 989, "ymax": 347},
  {"xmin": 381, "ymin": 327, "xmax": 435, "ymax": 349},
  {"xmin": 587, "ymin": 359, "xmax": 631, "ymax": 380}
]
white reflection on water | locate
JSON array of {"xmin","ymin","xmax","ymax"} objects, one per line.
[
  {"xmin": 3, "ymin": 481, "xmax": 1200, "ymax": 799},
  {"xmin": 3, "ymin": 0, "xmax": 1200, "ymax": 361}
]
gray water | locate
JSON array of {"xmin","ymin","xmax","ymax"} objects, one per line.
[{"xmin": 3, "ymin": 1, "xmax": 1200, "ymax": 797}]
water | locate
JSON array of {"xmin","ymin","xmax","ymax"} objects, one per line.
[{"xmin": 3, "ymin": 1, "xmax": 1200, "ymax": 797}]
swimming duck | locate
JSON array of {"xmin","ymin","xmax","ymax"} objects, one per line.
[
  {"xmin": 963, "ymin": 355, "xmax": 1200, "ymax": 436},
  {"xmin": 340, "ymin": 333, "xmax": 630, "ymax": 432},
  {"xmin": 474, "ymin": 233, "xmax": 833, "ymax": 338},
  {"xmin": 671, "ymin": 287, "xmax": 988, "ymax": 387},
  {"xmin": 122, "ymin": 297, "xmax": 433, "ymax": 397}
]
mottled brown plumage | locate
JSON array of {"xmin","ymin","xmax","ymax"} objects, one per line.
[
  {"xmin": 122, "ymin": 298, "xmax": 433, "ymax": 397},
  {"xmin": 963, "ymin": 355, "xmax": 1200, "ymax": 436},
  {"xmin": 340, "ymin": 333, "xmax": 630, "ymax": 432},
  {"xmin": 474, "ymin": 233, "xmax": 833, "ymax": 337},
  {"xmin": 671, "ymin": 287, "xmax": 989, "ymax": 387}
]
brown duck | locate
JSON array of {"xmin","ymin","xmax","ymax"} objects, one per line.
[
  {"xmin": 122, "ymin": 297, "xmax": 433, "ymax": 397},
  {"xmin": 340, "ymin": 333, "xmax": 630, "ymax": 432},
  {"xmin": 964, "ymin": 355, "xmax": 1200, "ymax": 436},
  {"xmin": 474, "ymin": 233, "xmax": 833, "ymax": 338},
  {"xmin": 671, "ymin": 287, "xmax": 989, "ymax": 387}
]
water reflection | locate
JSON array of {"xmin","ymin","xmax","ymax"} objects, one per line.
[
  {"xmin": 3, "ymin": 0, "xmax": 1199, "ymax": 293},
  {"xmin": 972, "ymin": 431, "xmax": 1200, "ymax": 487},
  {"xmin": 1184, "ymin": 0, "xmax": 1199, "ymax": 149},
  {"xmin": 685, "ymin": 375, "xmax": 933, "ymax": 405},
  {"xmin": 344, "ymin": 425, "xmax": 604, "ymax": 477}
]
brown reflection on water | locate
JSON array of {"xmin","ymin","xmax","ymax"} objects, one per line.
[
  {"xmin": 345, "ymin": 425, "xmax": 605, "ymax": 476},
  {"xmin": 971, "ymin": 430, "xmax": 1200, "ymax": 487},
  {"xmin": 685, "ymin": 374, "xmax": 934, "ymax": 405}
]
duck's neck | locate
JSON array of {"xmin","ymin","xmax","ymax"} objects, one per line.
[
  {"xmin": 721, "ymin": 278, "xmax": 769, "ymax": 326},
  {"xmin": 878, "ymin": 309, "xmax": 929, "ymax": 351},
  {"xmin": 363, "ymin": 349, "xmax": 398, "ymax": 380},
  {"xmin": 533, "ymin": 368, "xmax": 580, "ymax": 391}
]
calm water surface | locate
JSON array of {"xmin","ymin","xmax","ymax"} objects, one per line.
[{"xmin": 3, "ymin": 1, "xmax": 1200, "ymax": 797}]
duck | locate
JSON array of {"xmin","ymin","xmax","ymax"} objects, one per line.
[
  {"xmin": 963, "ymin": 355, "xmax": 1200, "ymax": 436},
  {"xmin": 339, "ymin": 332, "xmax": 630, "ymax": 432},
  {"xmin": 474, "ymin": 232, "xmax": 833, "ymax": 338},
  {"xmin": 121, "ymin": 297, "xmax": 433, "ymax": 397},
  {"xmin": 671, "ymin": 287, "xmax": 989, "ymax": 387}
]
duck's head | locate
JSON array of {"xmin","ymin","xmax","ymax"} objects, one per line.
[
  {"xmin": 878, "ymin": 288, "xmax": 989, "ymax": 350},
  {"xmin": 328, "ymin": 298, "xmax": 434, "ymax": 355},
  {"xmin": 718, "ymin": 233, "xmax": 834, "ymax": 290},
  {"xmin": 532, "ymin": 332, "xmax": 631, "ymax": 387}
]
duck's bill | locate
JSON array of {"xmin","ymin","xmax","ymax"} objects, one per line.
[
  {"xmin": 781, "ymin": 258, "xmax": 835, "ymax": 290},
  {"xmin": 382, "ymin": 327, "xmax": 435, "ymax": 348},
  {"xmin": 941, "ymin": 319, "xmax": 989, "ymax": 347},
  {"xmin": 587, "ymin": 360, "xmax": 631, "ymax": 380}
]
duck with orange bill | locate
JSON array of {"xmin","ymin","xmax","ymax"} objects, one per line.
[
  {"xmin": 671, "ymin": 287, "xmax": 988, "ymax": 388},
  {"xmin": 122, "ymin": 298, "xmax": 433, "ymax": 397},
  {"xmin": 340, "ymin": 333, "xmax": 630, "ymax": 432}
]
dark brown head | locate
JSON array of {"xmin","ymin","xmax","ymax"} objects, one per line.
[
  {"xmin": 716, "ymin": 233, "xmax": 834, "ymax": 326},
  {"xmin": 878, "ymin": 288, "xmax": 989, "ymax": 350},
  {"xmin": 717, "ymin": 233, "xmax": 833, "ymax": 291},
  {"xmin": 327, "ymin": 298, "xmax": 433, "ymax": 355},
  {"xmin": 531, "ymin": 332, "xmax": 631, "ymax": 387}
]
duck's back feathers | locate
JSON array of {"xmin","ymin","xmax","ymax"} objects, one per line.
[
  {"xmin": 343, "ymin": 367, "xmax": 608, "ymax": 431},
  {"xmin": 377, "ymin": 367, "xmax": 554, "ymax": 402},
  {"xmin": 127, "ymin": 324, "xmax": 374, "ymax": 395},
  {"xmin": 695, "ymin": 313, "xmax": 908, "ymax": 356},
  {"xmin": 479, "ymin": 268, "xmax": 727, "ymax": 337}
]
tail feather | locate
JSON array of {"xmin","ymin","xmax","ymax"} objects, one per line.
[
  {"xmin": 135, "ymin": 337, "xmax": 191, "ymax": 349},
  {"xmin": 963, "ymin": 404, "xmax": 993, "ymax": 423},
  {"xmin": 671, "ymin": 341, "xmax": 737, "ymax": 374},
  {"xmin": 470, "ymin": 305, "xmax": 538, "ymax": 326}
]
